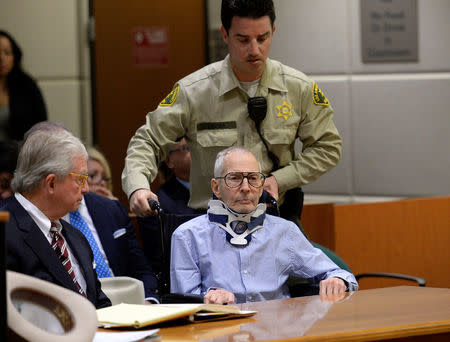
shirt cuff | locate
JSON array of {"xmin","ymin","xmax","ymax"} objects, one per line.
[{"xmin": 145, "ymin": 296, "xmax": 160, "ymax": 304}]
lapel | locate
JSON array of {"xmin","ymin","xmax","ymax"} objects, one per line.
[
  {"xmin": 83, "ymin": 193, "xmax": 118, "ymax": 269},
  {"xmin": 8, "ymin": 197, "xmax": 79, "ymax": 293}
]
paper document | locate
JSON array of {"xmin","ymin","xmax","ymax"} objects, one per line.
[{"xmin": 97, "ymin": 303, "xmax": 257, "ymax": 328}]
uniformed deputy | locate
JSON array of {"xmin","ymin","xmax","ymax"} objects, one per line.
[{"xmin": 122, "ymin": 0, "xmax": 342, "ymax": 218}]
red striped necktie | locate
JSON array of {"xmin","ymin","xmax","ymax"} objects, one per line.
[{"xmin": 50, "ymin": 221, "xmax": 86, "ymax": 297}]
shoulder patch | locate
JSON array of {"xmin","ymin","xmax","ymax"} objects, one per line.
[
  {"xmin": 312, "ymin": 82, "xmax": 329, "ymax": 106},
  {"xmin": 160, "ymin": 85, "xmax": 180, "ymax": 106}
]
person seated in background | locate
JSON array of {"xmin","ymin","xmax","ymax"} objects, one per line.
[
  {"xmin": 2, "ymin": 130, "xmax": 111, "ymax": 308},
  {"xmin": 170, "ymin": 146, "xmax": 358, "ymax": 304},
  {"xmin": 0, "ymin": 140, "xmax": 19, "ymax": 200},
  {"xmin": 86, "ymin": 146, "xmax": 118, "ymax": 201},
  {"xmin": 138, "ymin": 137, "xmax": 197, "ymax": 275},
  {"xmin": 150, "ymin": 137, "xmax": 194, "ymax": 215},
  {"xmin": 0, "ymin": 30, "xmax": 47, "ymax": 141},
  {"xmin": 23, "ymin": 120, "xmax": 160, "ymax": 303}
]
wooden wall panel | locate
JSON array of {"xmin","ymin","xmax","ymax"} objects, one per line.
[
  {"xmin": 93, "ymin": 0, "xmax": 206, "ymax": 206},
  {"xmin": 301, "ymin": 203, "xmax": 335, "ymax": 250},
  {"xmin": 333, "ymin": 197, "xmax": 450, "ymax": 289}
]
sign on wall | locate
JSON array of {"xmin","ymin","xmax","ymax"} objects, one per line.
[
  {"xmin": 132, "ymin": 27, "xmax": 169, "ymax": 66},
  {"xmin": 361, "ymin": 0, "xmax": 418, "ymax": 63}
]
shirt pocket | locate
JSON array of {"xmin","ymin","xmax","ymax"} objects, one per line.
[
  {"xmin": 262, "ymin": 129, "xmax": 296, "ymax": 167},
  {"xmin": 196, "ymin": 120, "xmax": 238, "ymax": 146},
  {"xmin": 196, "ymin": 126, "xmax": 238, "ymax": 176}
]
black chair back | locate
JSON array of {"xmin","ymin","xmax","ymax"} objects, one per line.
[{"xmin": 157, "ymin": 213, "xmax": 202, "ymax": 296}]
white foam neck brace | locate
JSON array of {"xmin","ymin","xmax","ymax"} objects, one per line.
[{"xmin": 207, "ymin": 199, "xmax": 266, "ymax": 246}]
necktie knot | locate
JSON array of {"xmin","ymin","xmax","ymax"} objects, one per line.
[{"xmin": 50, "ymin": 221, "xmax": 61, "ymax": 239}]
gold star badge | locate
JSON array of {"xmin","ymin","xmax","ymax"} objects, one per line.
[{"xmin": 276, "ymin": 100, "xmax": 293, "ymax": 120}]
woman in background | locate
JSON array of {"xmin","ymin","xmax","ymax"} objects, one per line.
[
  {"xmin": 87, "ymin": 146, "xmax": 118, "ymax": 201},
  {"xmin": 0, "ymin": 30, "xmax": 47, "ymax": 141}
]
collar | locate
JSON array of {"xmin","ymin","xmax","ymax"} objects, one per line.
[
  {"xmin": 207, "ymin": 199, "xmax": 266, "ymax": 246},
  {"xmin": 259, "ymin": 57, "xmax": 287, "ymax": 93},
  {"xmin": 218, "ymin": 55, "xmax": 242, "ymax": 97},
  {"xmin": 62, "ymin": 196, "xmax": 88, "ymax": 223},
  {"xmin": 176, "ymin": 177, "xmax": 190, "ymax": 190},
  {"xmin": 14, "ymin": 192, "xmax": 61, "ymax": 239},
  {"xmin": 218, "ymin": 56, "xmax": 287, "ymax": 97}
]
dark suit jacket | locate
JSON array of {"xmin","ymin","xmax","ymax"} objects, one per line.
[
  {"xmin": 2, "ymin": 196, "xmax": 111, "ymax": 309},
  {"xmin": 156, "ymin": 177, "xmax": 196, "ymax": 215},
  {"xmin": 138, "ymin": 177, "xmax": 197, "ymax": 273},
  {"xmin": 83, "ymin": 193, "xmax": 159, "ymax": 300}
]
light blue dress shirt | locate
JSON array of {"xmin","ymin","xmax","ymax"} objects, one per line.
[{"xmin": 170, "ymin": 214, "xmax": 358, "ymax": 303}]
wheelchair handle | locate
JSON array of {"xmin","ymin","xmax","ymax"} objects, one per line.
[
  {"xmin": 148, "ymin": 199, "xmax": 163, "ymax": 214},
  {"xmin": 265, "ymin": 193, "xmax": 280, "ymax": 217},
  {"xmin": 266, "ymin": 194, "xmax": 278, "ymax": 208}
]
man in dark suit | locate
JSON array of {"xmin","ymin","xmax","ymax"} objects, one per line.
[
  {"xmin": 64, "ymin": 192, "xmax": 159, "ymax": 302},
  {"xmin": 155, "ymin": 177, "xmax": 194, "ymax": 215},
  {"xmin": 2, "ymin": 130, "xmax": 111, "ymax": 309},
  {"xmin": 155, "ymin": 138, "xmax": 194, "ymax": 215}
]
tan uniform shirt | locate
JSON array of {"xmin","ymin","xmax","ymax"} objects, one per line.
[{"xmin": 122, "ymin": 56, "xmax": 342, "ymax": 209}]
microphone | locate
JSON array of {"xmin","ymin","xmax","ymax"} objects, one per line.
[
  {"xmin": 248, "ymin": 96, "xmax": 267, "ymax": 127},
  {"xmin": 248, "ymin": 97, "xmax": 280, "ymax": 170}
]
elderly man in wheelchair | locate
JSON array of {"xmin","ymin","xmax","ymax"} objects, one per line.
[{"xmin": 169, "ymin": 146, "xmax": 358, "ymax": 304}]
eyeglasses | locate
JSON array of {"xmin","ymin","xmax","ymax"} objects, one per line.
[
  {"xmin": 69, "ymin": 172, "xmax": 89, "ymax": 187},
  {"xmin": 88, "ymin": 173, "xmax": 111, "ymax": 184},
  {"xmin": 216, "ymin": 172, "xmax": 266, "ymax": 188},
  {"xmin": 169, "ymin": 145, "xmax": 189, "ymax": 154}
]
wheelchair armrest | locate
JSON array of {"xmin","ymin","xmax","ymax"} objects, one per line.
[
  {"xmin": 355, "ymin": 272, "xmax": 426, "ymax": 287},
  {"xmin": 161, "ymin": 292, "xmax": 204, "ymax": 304}
]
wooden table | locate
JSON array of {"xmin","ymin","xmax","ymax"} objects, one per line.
[{"xmin": 157, "ymin": 286, "xmax": 450, "ymax": 341}]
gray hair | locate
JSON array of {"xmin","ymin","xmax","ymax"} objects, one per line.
[
  {"xmin": 213, "ymin": 146, "xmax": 260, "ymax": 177},
  {"xmin": 11, "ymin": 130, "xmax": 87, "ymax": 193},
  {"xmin": 23, "ymin": 120, "xmax": 72, "ymax": 141}
]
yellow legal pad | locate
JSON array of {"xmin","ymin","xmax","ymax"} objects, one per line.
[{"xmin": 96, "ymin": 303, "xmax": 257, "ymax": 328}]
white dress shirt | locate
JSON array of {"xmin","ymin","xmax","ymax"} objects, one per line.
[
  {"xmin": 14, "ymin": 193, "xmax": 87, "ymax": 293},
  {"xmin": 171, "ymin": 214, "xmax": 358, "ymax": 303}
]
